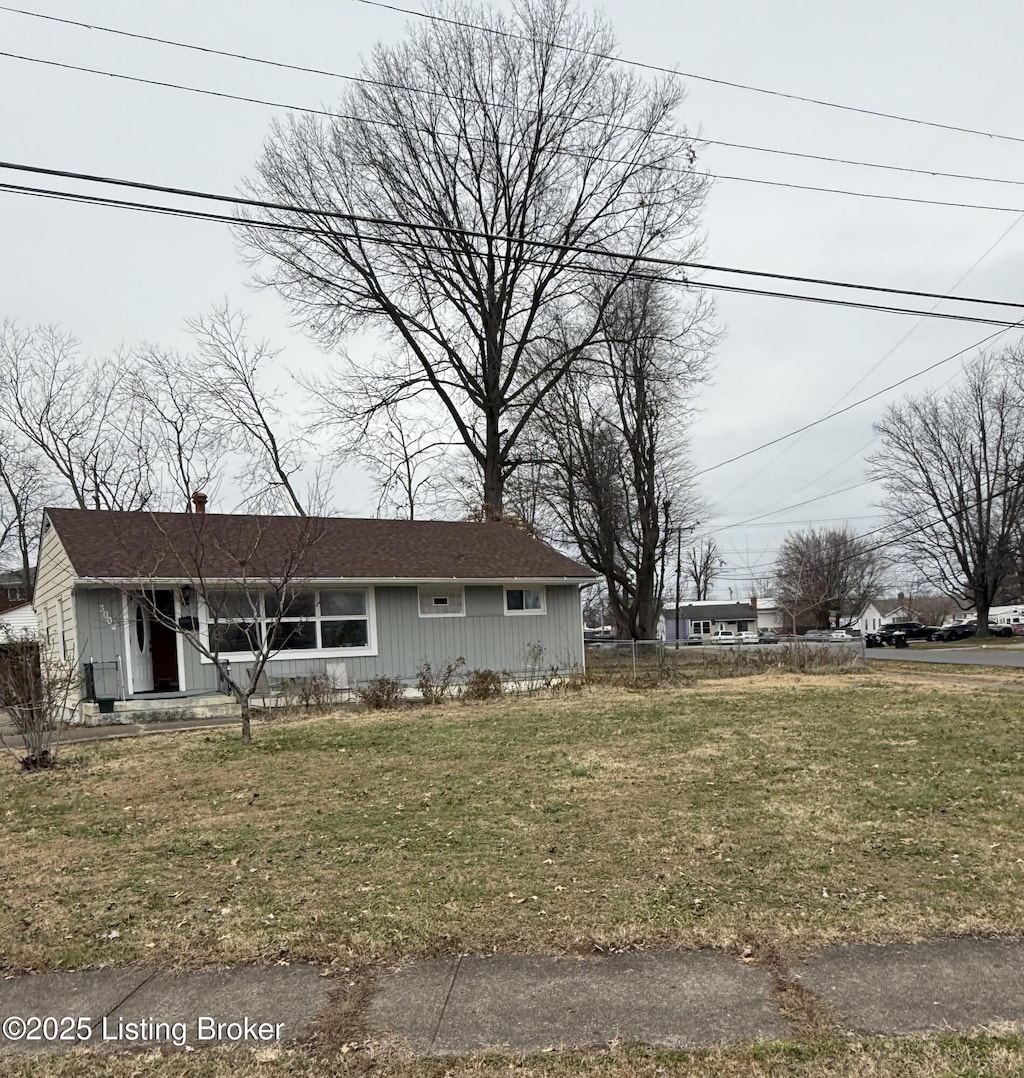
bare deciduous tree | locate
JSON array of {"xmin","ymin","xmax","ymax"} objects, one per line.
[
  {"xmin": 126, "ymin": 345, "xmax": 222, "ymax": 512},
  {"xmin": 186, "ymin": 305, "xmax": 318, "ymax": 516},
  {"xmin": 773, "ymin": 526, "xmax": 883, "ymax": 632},
  {"xmin": 0, "ymin": 433, "xmax": 51, "ymax": 595},
  {"xmin": 111, "ymin": 511, "xmax": 328, "ymax": 743},
  {"xmin": 239, "ymin": 0, "xmax": 707, "ymax": 519},
  {"xmin": 535, "ymin": 280, "xmax": 711, "ymax": 639},
  {"xmin": 686, "ymin": 537, "xmax": 723, "ymax": 601},
  {"xmin": 0, "ymin": 322, "xmax": 155, "ymax": 511},
  {"xmin": 870, "ymin": 351, "xmax": 1024, "ymax": 635}
]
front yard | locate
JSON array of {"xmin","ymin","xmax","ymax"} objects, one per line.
[{"xmin": 4, "ymin": 667, "xmax": 1024, "ymax": 973}]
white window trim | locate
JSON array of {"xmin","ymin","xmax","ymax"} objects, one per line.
[
  {"xmin": 417, "ymin": 584, "xmax": 467, "ymax": 619},
  {"xmin": 503, "ymin": 584, "xmax": 547, "ymax": 616},
  {"xmin": 197, "ymin": 585, "xmax": 378, "ymax": 663}
]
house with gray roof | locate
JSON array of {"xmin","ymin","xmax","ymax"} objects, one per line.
[
  {"xmin": 34, "ymin": 501, "xmax": 596, "ymax": 720},
  {"xmin": 661, "ymin": 600, "xmax": 759, "ymax": 643}
]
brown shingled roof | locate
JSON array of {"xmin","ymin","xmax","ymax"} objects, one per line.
[{"xmin": 45, "ymin": 508, "xmax": 596, "ymax": 582}]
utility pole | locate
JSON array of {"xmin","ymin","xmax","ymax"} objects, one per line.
[{"xmin": 675, "ymin": 525, "xmax": 682, "ymax": 649}]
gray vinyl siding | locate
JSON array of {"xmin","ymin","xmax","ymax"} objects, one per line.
[
  {"xmin": 200, "ymin": 583, "xmax": 584, "ymax": 689},
  {"xmin": 347, "ymin": 584, "xmax": 584, "ymax": 684},
  {"xmin": 74, "ymin": 581, "xmax": 585, "ymax": 696},
  {"xmin": 75, "ymin": 588, "xmax": 128, "ymax": 698}
]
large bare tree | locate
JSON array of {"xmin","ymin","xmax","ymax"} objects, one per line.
[
  {"xmin": 773, "ymin": 526, "xmax": 884, "ymax": 632},
  {"xmin": 239, "ymin": 0, "xmax": 707, "ymax": 519},
  {"xmin": 870, "ymin": 350, "xmax": 1024, "ymax": 633},
  {"xmin": 535, "ymin": 279, "xmax": 711, "ymax": 639},
  {"xmin": 0, "ymin": 433, "xmax": 51, "ymax": 595},
  {"xmin": 0, "ymin": 322, "xmax": 155, "ymax": 512}
]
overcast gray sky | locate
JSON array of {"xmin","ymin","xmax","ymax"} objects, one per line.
[{"xmin": 3, "ymin": 0, "xmax": 1023, "ymax": 598}]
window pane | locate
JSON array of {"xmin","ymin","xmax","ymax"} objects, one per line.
[
  {"xmin": 207, "ymin": 589, "xmax": 261, "ymax": 621},
  {"xmin": 265, "ymin": 589, "xmax": 316, "ymax": 618},
  {"xmin": 506, "ymin": 588, "xmax": 542, "ymax": 611},
  {"xmin": 267, "ymin": 621, "xmax": 316, "ymax": 651},
  {"xmin": 320, "ymin": 589, "xmax": 366, "ymax": 616},
  {"xmin": 209, "ymin": 621, "xmax": 260, "ymax": 653},
  {"xmin": 321, "ymin": 619, "xmax": 369, "ymax": 648}
]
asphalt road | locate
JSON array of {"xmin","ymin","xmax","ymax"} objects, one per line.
[{"xmin": 866, "ymin": 645, "xmax": 1024, "ymax": 668}]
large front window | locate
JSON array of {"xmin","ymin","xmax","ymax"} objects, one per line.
[{"xmin": 205, "ymin": 587, "xmax": 372, "ymax": 654}]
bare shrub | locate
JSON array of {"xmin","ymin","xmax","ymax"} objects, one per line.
[
  {"xmin": 416, "ymin": 657, "xmax": 465, "ymax": 704},
  {"xmin": 0, "ymin": 630, "xmax": 78, "ymax": 771},
  {"xmin": 463, "ymin": 669, "xmax": 503, "ymax": 701},
  {"xmin": 297, "ymin": 672, "xmax": 339, "ymax": 711},
  {"xmin": 357, "ymin": 675, "xmax": 404, "ymax": 710}
]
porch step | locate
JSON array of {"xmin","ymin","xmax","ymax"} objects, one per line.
[{"xmin": 79, "ymin": 695, "xmax": 241, "ymax": 727}]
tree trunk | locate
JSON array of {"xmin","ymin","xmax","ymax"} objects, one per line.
[
  {"xmin": 482, "ymin": 425, "xmax": 504, "ymax": 520},
  {"xmin": 975, "ymin": 595, "xmax": 992, "ymax": 638},
  {"xmin": 240, "ymin": 698, "xmax": 252, "ymax": 744}
]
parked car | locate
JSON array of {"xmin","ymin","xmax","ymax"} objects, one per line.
[
  {"xmin": 803, "ymin": 629, "xmax": 829, "ymax": 640},
  {"xmin": 758, "ymin": 630, "xmax": 780, "ymax": 644},
  {"xmin": 878, "ymin": 621, "xmax": 941, "ymax": 643},
  {"xmin": 711, "ymin": 630, "xmax": 736, "ymax": 644},
  {"xmin": 737, "ymin": 631, "xmax": 760, "ymax": 644},
  {"xmin": 830, "ymin": 630, "xmax": 853, "ymax": 641},
  {"xmin": 931, "ymin": 621, "xmax": 1013, "ymax": 642},
  {"xmin": 583, "ymin": 628, "xmax": 615, "ymax": 643}
]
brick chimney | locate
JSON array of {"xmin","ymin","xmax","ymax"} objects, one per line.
[
  {"xmin": 749, "ymin": 596, "xmax": 758, "ymax": 611},
  {"xmin": 192, "ymin": 491, "xmax": 208, "ymax": 514}
]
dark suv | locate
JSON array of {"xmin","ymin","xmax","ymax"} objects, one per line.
[
  {"xmin": 878, "ymin": 621, "xmax": 940, "ymax": 643},
  {"xmin": 931, "ymin": 621, "xmax": 1013, "ymax": 641}
]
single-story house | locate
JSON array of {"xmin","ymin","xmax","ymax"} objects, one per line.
[
  {"xmin": 850, "ymin": 597, "xmax": 912, "ymax": 635},
  {"xmin": 662, "ymin": 601, "xmax": 758, "ymax": 643},
  {"xmin": 34, "ymin": 505, "xmax": 597, "ymax": 720}
]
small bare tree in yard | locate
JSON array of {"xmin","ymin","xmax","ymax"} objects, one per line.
[
  {"xmin": 0, "ymin": 629, "xmax": 78, "ymax": 770},
  {"xmin": 106, "ymin": 509, "xmax": 328, "ymax": 743},
  {"xmin": 871, "ymin": 351, "xmax": 1024, "ymax": 635},
  {"xmin": 239, "ymin": 0, "xmax": 707, "ymax": 520}
]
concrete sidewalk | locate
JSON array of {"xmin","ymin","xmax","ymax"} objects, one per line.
[{"xmin": 2, "ymin": 939, "xmax": 1023, "ymax": 1056}]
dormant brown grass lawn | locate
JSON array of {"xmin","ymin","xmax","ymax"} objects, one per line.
[
  {"xmin": 6, "ymin": 664, "xmax": 1024, "ymax": 1076},
  {"xmin": 4, "ymin": 665, "xmax": 1024, "ymax": 975}
]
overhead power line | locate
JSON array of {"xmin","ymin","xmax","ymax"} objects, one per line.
[
  {"xmin": 353, "ymin": 0, "xmax": 1024, "ymax": 147},
  {"xmin": 2, "ymin": 159, "xmax": 1023, "ymax": 323},
  {"xmin": 693, "ymin": 318, "xmax": 1023, "ymax": 479},
  {"xmin": 6, "ymin": 5, "xmax": 1024, "ymax": 194},
  {"xmin": 7, "ymin": 48, "xmax": 1024, "ymax": 220}
]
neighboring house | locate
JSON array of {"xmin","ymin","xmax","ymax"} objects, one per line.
[
  {"xmin": 34, "ymin": 506, "xmax": 597, "ymax": 721},
  {"xmin": 750, "ymin": 597, "xmax": 785, "ymax": 634},
  {"xmin": 850, "ymin": 596, "xmax": 912, "ymax": 635},
  {"xmin": 662, "ymin": 601, "xmax": 758, "ymax": 643},
  {"xmin": 0, "ymin": 601, "xmax": 37, "ymax": 637},
  {"xmin": 0, "ymin": 568, "xmax": 33, "ymax": 615}
]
